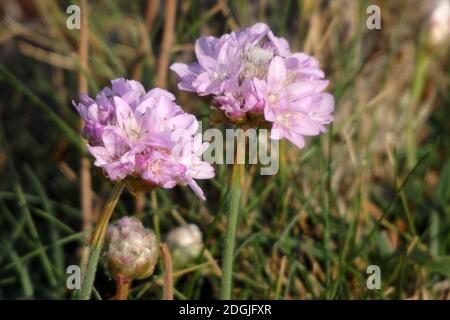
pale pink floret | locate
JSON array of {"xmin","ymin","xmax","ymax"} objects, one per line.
[
  {"xmin": 253, "ymin": 56, "xmax": 316, "ymax": 119},
  {"xmin": 269, "ymin": 93, "xmax": 334, "ymax": 149},
  {"xmin": 87, "ymin": 127, "xmax": 135, "ymax": 180}
]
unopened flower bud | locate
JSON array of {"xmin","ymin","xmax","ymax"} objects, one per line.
[
  {"xmin": 429, "ymin": 0, "xmax": 450, "ymax": 47},
  {"xmin": 104, "ymin": 217, "xmax": 159, "ymax": 280},
  {"xmin": 166, "ymin": 224, "xmax": 203, "ymax": 267}
]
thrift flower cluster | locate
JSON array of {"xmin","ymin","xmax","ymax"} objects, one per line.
[
  {"xmin": 171, "ymin": 23, "xmax": 334, "ymax": 148},
  {"xmin": 74, "ymin": 78, "xmax": 214, "ymax": 200}
]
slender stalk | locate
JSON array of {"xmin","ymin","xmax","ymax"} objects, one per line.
[
  {"xmin": 160, "ymin": 243, "xmax": 174, "ymax": 300},
  {"xmin": 154, "ymin": 0, "xmax": 176, "ymax": 88},
  {"xmin": 324, "ymin": 124, "xmax": 333, "ymax": 299},
  {"xmin": 78, "ymin": 0, "xmax": 93, "ymax": 266},
  {"xmin": 274, "ymin": 256, "xmax": 287, "ymax": 300},
  {"xmin": 79, "ymin": 0, "xmax": 91, "ymax": 226},
  {"xmin": 78, "ymin": 181, "xmax": 126, "ymax": 300},
  {"xmin": 220, "ymin": 162, "xmax": 243, "ymax": 300},
  {"xmin": 115, "ymin": 274, "xmax": 131, "ymax": 300},
  {"xmin": 132, "ymin": 0, "xmax": 160, "ymax": 80}
]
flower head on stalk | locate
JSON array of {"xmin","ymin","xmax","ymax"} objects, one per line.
[
  {"xmin": 166, "ymin": 224, "xmax": 203, "ymax": 268},
  {"xmin": 104, "ymin": 217, "xmax": 159, "ymax": 280},
  {"xmin": 171, "ymin": 23, "xmax": 334, "ymax": 148},
  {"xmin": 73, "ymin": 78, "xmax": 214, "ymax": 200}
]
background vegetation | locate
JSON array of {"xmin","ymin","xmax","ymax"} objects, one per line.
[{"xmin": 0, "ymin": 0, "xmax": 449, "ymax": 299}]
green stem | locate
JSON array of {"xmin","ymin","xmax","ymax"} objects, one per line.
[
  {"xmin": 77, "ymin": 181, "xmax": 125, "ymax": 300},
  {"xmin": 221, "ymin": 162, "xmax": 243, "ymax": 300},
  {"xmin": 324, "ymin": 124, "xmax": 333, "ymax": 299}
]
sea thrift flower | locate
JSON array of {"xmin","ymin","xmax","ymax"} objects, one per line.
[
  {"xmin": 171, "ymin": 23, "xmax": 334, "ymax": 148},
  {"xmin": 74, "ymin": 78, "xmax": 214, "ymax": 200},
  {"xmin": 166, "ymin": 224, "xmax": 203, "ymax": 267},
  {"xmin": 104, "ymin": 217, "xmax": 159, "ymax": 280}
]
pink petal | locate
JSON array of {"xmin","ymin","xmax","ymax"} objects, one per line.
[
  {"xmin": 285, "ymin": 131, "xmax": 305, "ymax": 149},
  {"xmin": 267, "ymin": 56, "xmax": 286, "ymax": 92},
  {"xmin": 186, "ymin": 177, "xmax": 206, "ymax": 201},
  {"xmin": 87, "ymin": 145, "xmax": 111, "ymax": 166},
  {"xmin": 114, "ymin": 96, "xmax": 135, "ymax": 128},
  {"xmin": 285, "ymin": 82, "xmax": 315, "ymax": 101},
  {"xmin": 195, "ymin": 36, "xmax": 218, "ymax": 59}
]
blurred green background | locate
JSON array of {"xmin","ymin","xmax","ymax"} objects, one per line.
[{"xmin": 0, "ymin": 0, "xmax": 449, "ymax": 299}]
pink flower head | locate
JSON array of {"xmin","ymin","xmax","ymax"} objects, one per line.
[
  {"xmin": 74, "ymin": 78, "xmax": 214, "ymax": 200},
  {"xmin": 171, "ymin": 23, "xmax": 334, "ymax": 149}
]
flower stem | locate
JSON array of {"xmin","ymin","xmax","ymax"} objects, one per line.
[
  {"xmin": 78, "ymin": 181, "xmax": 125, "ymax": 300},
  {"xmin": 160, "ymin": 243, "xmax": 174, "ymax": 300},
  {"xmin": 220, "ymin": 162, "xmax": 243, "ymax": 300},
  {"xmin": 115, "ymin": 274, "xmax": 130, "ymax": 300}
]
